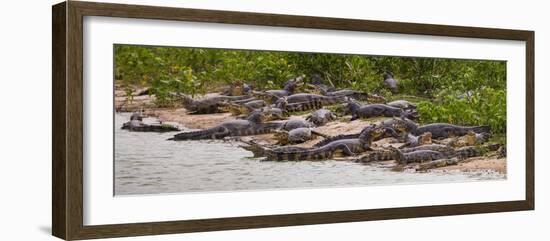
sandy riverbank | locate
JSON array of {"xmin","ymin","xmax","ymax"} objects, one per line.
[{"xmin": 115, "ymin": 92, "xmax": 506, "ymax": 174}]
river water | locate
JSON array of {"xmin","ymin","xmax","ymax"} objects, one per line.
[{"xmin": 114, "ymin": 113, "xmax": 505, "ymax": 196}]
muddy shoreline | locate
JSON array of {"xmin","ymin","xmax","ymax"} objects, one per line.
[{"xmin": 115, "ymin": 91, "xmax": 506, "ymax": 174}]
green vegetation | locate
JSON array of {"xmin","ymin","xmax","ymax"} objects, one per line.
[{"xmin": 114, "ymin": 45, "xmax": 506, "ymax": 134}]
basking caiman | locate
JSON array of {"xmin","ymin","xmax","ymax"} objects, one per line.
[
  {"xmin": 358, "ymin": 144, "xmax": 484, "ymax": 164},
  {"xmin": 400, "ymin": 132, "xmax": 432, "ymax": 148},
  {"xmin": 219, "ymin": 100, "xmax": 267, "ymax": 116},
  {"xmin": 274, "ymin": 97, "xmax": 324, "ymax": 113},
  {"xmin": 392, "ymin": 145, "xmax": 485, "ymax": 164},
  {"xmin": 220, "ymin": 81, "xmax": 252, "ymax": 96},
  {"xmin": 305, "ymin": 109, "xmax": 336, "ymax": 126},
  {"xmin": 355, "ymin": 149, "xmax": 397, "ymax": 163},
  {"xmin": 412, "ymin": 123, "xmax": 491, "ymax": 139},
  {"xmin": 322, "ymin": 89, "xmax": 386, "ymax": 103},
  {"xmin": 393, "ymin": 148, "xmax": 450, "ymax": 165},
  {"xmin": 387, "ymin": 100, "xmax": 416, "ymax": 110},
  {"xmin": 280, "ymin": 118, "xmax": 314, "ymax": 131},
  {"xmin": 251, "ymin": 75, "xmax": 304, "ymax": 102},
  {"xmin": 312, "ymin": 123, "xmax": 405, "ymax": 148},
  {"xmin": 284, "ymin": 93, "xmax": 346, "ymax": 105},
  {"xmin": 174, "ymin": 93, "xmax": 250, "ymax": 114},
  {"xmin": 122, "ymin": 121, "xmax": 180, "ymax": 132},
  {"xmin": 238, "ymin": 140, "xmax": 310, "ymax": 158},
  {"xmin": 168, "ymin": 112, "xmax": 281, "ymax": 140},
  {"xmin": 344, "ymin": 101, "xmax": 418, "ymax": 121},
  {"xmin": 273, "ymin": 128, "xmax": 328, "ymax": 145},
  {"xmin": 122, "ymin": 113, "xmax": 179, "ymax": 132},
  {"xmin": 262, "ymin": 125, "xmax": 388, "ymax": 161},
  {"xmin": 434, "ymin": 131, "xmax": 491, "ymax": 147},
  {"xmin": 379, "ymin": 117, "xmax": 419, "ymax": 134}
]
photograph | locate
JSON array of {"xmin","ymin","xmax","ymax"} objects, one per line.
[{"xmin": 114, "ymin": 45, "xmax": 507, "ymax": 196}]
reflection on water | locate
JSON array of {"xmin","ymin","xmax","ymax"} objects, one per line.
[{"xmin": 114, "ymin": 113, "xmax": 505, "ymax": 195}]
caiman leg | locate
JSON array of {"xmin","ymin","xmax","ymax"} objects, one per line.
[
  {"xmin": 337, "ymin": 144, "xmax": 356, "ymax": 156},
  {"xmin": 362, "ymin": 143, "xmax": 374, "ymax": 152},
  {"xmin": 211, "ymin": 127, "xmax": 230, "ymax": 139}
]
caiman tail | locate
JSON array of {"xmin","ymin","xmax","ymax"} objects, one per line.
[
  {"xmin": 312, "ymin": 133, "xmax": 360, "ymax": 148},
  {"xmin": 455, "ymin": 146, "xmax": 485, "ymax": 159},
  {"xmin": 356, "ymin": 149, "xmax": 395, "ymax": 163},
  {"xmin": 168, "ymin": 128, "xmax": 227, "ymax": 141},
  {"xmin": 470, "ymin": 125, "xmax": 491, "ymax": 134}
]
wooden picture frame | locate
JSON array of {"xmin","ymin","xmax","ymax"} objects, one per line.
[{"xmin": 52, "ymin": 1, "xmax": 534, "ymax": 240}]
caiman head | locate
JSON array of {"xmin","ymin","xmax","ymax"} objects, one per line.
[
  {"xmin": 419, "ymin": 132, "xmax": 433, "ymax": 145},
  {"xmin": 172, "ymin": 93, "xmax": 195, "ymax": 108},
  {"xmin": 359, "ymin": 125, "xmax": 387, "ymax": 144},
  {"xmin": 218, "ymin": 102, "xmax": 246, "ymax": 116},
  {"xmin": 273, "ymin": 130, "xmax": 290, "ymax": 145},
  {"xmin": 343, "ymin": 98, "xmax": 361, "ymax": 115},
  {"xmin": 229, "ymin": 80, "xmax": 243, "ymax": 96},
  {"xmin": 390, "ymin": 122, "xmax": 408, "ymax": 134},
  {"xmin": 246, "ymin": 111, "xmax": 269, "ymax": 123},
  {"xmin": 274, "ymin": 97, "xmax": 288, "ymax": 109},
  {"xmin": 394, "ymin": 116, "xmax": 419, "ymax": 132},
  {"xmin": 387, "ymin": 146, "xmax": 406, "ymax": 165},
  {"xmin": 465, "ymin": 131, "xmax": 477, "ymax": 146},
  {"xmin": 283, "ymin": 75, "xmax": 305, "ymax": 93}
]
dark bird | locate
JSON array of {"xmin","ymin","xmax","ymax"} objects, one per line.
[{"xmin": 383, "ymin": 72, "xmax": 398, "ymax": 93}]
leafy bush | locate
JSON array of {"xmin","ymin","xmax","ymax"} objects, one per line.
[{"xmin": 417, "ymin": 87, "xmax": 506, "ymax": 134}]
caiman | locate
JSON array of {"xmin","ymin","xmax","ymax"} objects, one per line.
[
  {"xmin": 174, "ymin": 93, "xmax": 250, "ymax": 114},
  {"xmin": 284, "ymin": 93, "xmax": 346, "ymax": 105},
  {"xmin": 413, "ymin": 123, "xmax": 491, "ymax": 139},
  {"xmin": 305, "ymin": 109, "xmax": 336, "ymax": 126},
  {"xmin": 392, "ymin": 148, "xmax": 450, "ymax": 165},
  {"xmin": 313, "ymin": 123, "xmax": 405, "ymax": 148},
  {"xmin": 434, "ymin": 131, "xmax": 491, "ymax": 147},
  {"xmin": 273, "ymin": 128, "xmax": 329, "ymax": 145},
  {"xmin": 280, "ymin": 118, "xmax": 314, "ymax": 131},
  {"xmin": 392, "ymin": 145, "xmax": 485, "ymax": 165},
  {"xmin": 122, "ymin": 113, "xmax": 179, "ymax": 132},
  {"xmin": 344, "ymin": 101, "xmax": 418, "ymax": 121},
  {"xmin": 122, "ymin": 121, "xmax": 180, "ymax": 132},
  {"xmin": 378, "ymin": 117, "xmax": 421, "ymax": 142},
  {"xmin": 416, "ymin": 158, "xmax": 459, "ymax": 172},
  {"xmin": 379, "ymin": 117, "xmax": 419, "ymax": 134},
  {"xmin": 251, "ymin": 75, "xmax": 304, "ymax": 102},
  {"xmin": 218, "ymin": 99, "xmax": 267, "ymax": 116},
  {"xmin": 168, "ymin": 112, "xmax": 281, "ymax": 140},
  {"xmin": 358, "ymin": 144, "xmax": 485, "ymax": 164},
  {"xmin": 274, "ymin": 97, "xmax": 324, "ymax": 113},
  {"xmin": 387, "ymin": 100, "xmax": 416, "ymax": 110},
  {"xmin": 238, "ymin": 140, "xmax": 310, "ymax": 158},
  {"xmin": 355, "ymin": 149, "xmax": 397, "ymax": 163},
  {"xmin": 227, "ymin": 106, "xmax": 286, "ymax": 121},
  {"xmin": 400, "ymin": 132, "xmax": 432, "ymax": 148},
  {"xmin": 220, "ymin": 81, "xmax": 252, "ymax": 96},
  {"xmin": 322, "ymin": 89, "xmax": 386, "ymax": 103},
  {"xmin": 261, "ymin": 125, "xmax": 389, "ymax": 161}
]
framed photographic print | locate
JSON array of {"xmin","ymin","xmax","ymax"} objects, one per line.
[{"xmin": 52, "ymin": 1, "xmax": 534, "ymax": 240}]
